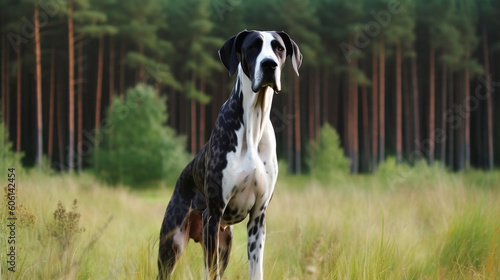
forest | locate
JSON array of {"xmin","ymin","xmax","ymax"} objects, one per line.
[{"xmin": 0, "ymin": 0, "xmax": 499, "ymax": 174}]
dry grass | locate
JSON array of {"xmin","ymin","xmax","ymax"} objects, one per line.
[{"xmin": 1, "ymin": 168, "xmax": 499, "ymax": 279}]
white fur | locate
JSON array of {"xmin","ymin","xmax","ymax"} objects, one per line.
[{"xmin": 222, "ymin": 65, "xmax": 278, "ymax": 212}]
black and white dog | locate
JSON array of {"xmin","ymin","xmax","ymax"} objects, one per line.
[{"xmin": 158, "ymin": 30, "xmax": 302, "ymax": 280}]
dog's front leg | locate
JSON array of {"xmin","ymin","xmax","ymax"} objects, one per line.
[
  {"xmin": 203, "ymin": 170, "xmax": 226, "ymax": 280},
  {"xmin": 247, "ymin": 208, "xmax": 267, "ymax": 280}
]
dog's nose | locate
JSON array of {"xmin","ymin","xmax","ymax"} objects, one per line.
[{"xmin": 261, "ymin": 59, "xmax": 277, "ymax": 71}]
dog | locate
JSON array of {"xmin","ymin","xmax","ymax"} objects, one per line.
[{"xmin": 158, "ymin": 30, "xmax": 302, "ymax": 280}]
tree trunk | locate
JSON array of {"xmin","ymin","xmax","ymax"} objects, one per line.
[
  {"xmin": 411, "ymin": 56, "xmax": 420, "ymax": 159},
  {"xmin": 314, "ymin": 67, "xmax": 321, "ymax": 138},
  {"xmin": 293, "ymin": 75, "xmax": 301, "ymax": 174},
  {"xmin": 169, "ymin": 87, "xmax": 176, "ymax": 128},
  {"xmin": 78, "ymin": 42, "xmax": 84, "ymax": 173},
  {"xmin": 428, "ymin": 44, "xmax": 435, "ymax": 165},
  {"xmin": 332, "ymin": 73, "xmax": 339, "ymax": 129},
  {"xmin": 349, "ymin": 55, "xmax": 359, "ymax": 174},
  {"xmin": 138, "ymin": 43, "xmax": 145, "ymax": 81},
  {"xmin": 343, "ymin": 74, "xmax": 349, "ymax": 156},
  {"xmin": 361, "ymin": 60, "xmax": 370, "ymax": 173},
  {"xmin": 95, "ymin": 35, "xmax": 104, "ymax": 138},
  {"xmin": 287, "ymin": 67, "xmax": 294, "ymax": 173},
  {"xmin": 378, "ymin": 36, "xmax": 385, "ymax": 163},
  {"xmin": 439, "ymin": 64, "xmax": 447, "ymax": 163},
  {"xmin": 482, "ymin": 25, "xmax": 493, "ymax": 170},
  {"xmin": 190, "ymin": 72, "xmax": 197, "ymax": 155},
  {"xmin": 120, "ymin": 42, "xmax": 125, "ymax": 98},
  {"xmin": 199, "ymin": 76, "xmax": 206, "ymax": 150},
  {"xmin": 48, "ymin": 48, "xmax": 55, "ymax": 160},
  {"xmin": 395, "ymin": 41, "xmax": 402, "ymax": 164},
  {"xmin": 321, "ymin": 65, "xmax": 329, "ymax": 125},
  {"xmin": 1, "ymin": 35, "xmax": 5, "ymax": 125},
  {"xmin": 371, "ymin": 47, "xmax": 379, "ymax": 172},
  {"xmin": 109, "ymin": 36, "xmax": 115, "ymax": 107},
  {"xmin": 464, "ymin": 68, "xmax": 470, "ymax": 170},
  {"xmin": 447, "ymin": 72, "xmax": 454, "ymax": 168},
  {"xmin": 68, "ymin": 0, "xmax": 75, "ymax": 171},
  {"xmin": 35, "ymin": 4, "xmax": 43, "ymax": 168},
  {"xmin": 57, "ymin": 71, "xmax": 64, "ymax": 170},
  {"xmin": 5, "ymin": 45, "xmax": 9, "ymax": 130},
  {"xmin": 403, "ymin": 59, "xmax": 411, "ymax": 160},
  {"xmin": 456, "ymin": 73, "xmax": 464, "ymax": 171},
  {"xmin": 16, "ymin": 42, "xmax": 22, "ymax": 153},
  {"xmin": 308, "ymin": 72, "xmax": 314, "ymax": 144}
]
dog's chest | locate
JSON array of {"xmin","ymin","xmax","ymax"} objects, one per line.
[{"xmin": 220, "ymin": 123, "xmax": 278, "ymax": 226}]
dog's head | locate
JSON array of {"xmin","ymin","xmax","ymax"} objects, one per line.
[{"xmin": 219, "ymin": 30, "xmax": 302, "ymax": 93}]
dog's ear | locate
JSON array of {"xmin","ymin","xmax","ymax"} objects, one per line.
[
  {"xmin": 218, "ymin": 30, "xmax": 250, "ymax": 76},
  {"xmin": 277, "ymin": 31, "xmax": 303, "ymax": 76}
]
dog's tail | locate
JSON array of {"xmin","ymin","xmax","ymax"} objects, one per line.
[{"xmin": 157, "ymin": 168, "xmax": 198, "ymax": 279}]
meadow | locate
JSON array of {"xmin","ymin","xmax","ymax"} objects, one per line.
[{"xmin": 1, "ymin": 164, "xmax": 499, "ymax": 280}]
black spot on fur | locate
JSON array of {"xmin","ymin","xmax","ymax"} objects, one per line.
[
  {"xmin": 251, "ymin": 225, "xmax": 258, "ymax": 236},
  {"xmin": 249, "ymin": 241, "xmax": 256, "ymax": 252}
]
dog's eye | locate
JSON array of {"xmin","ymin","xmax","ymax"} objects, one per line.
[{"xmin": 277, "ymin": 46, "xmax": 285, "ymax": 52}]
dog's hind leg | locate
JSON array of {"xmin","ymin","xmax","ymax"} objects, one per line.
[
  {"xmin": 158, "ymin": 172, "xmax": 200, "ymax": 279},
  {"xmin": 218, "ymin": 225, "xmax": 233, "ymax": 276}
]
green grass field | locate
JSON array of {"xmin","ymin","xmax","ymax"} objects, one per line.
[{"xmin": 1, "ymin": 166, "xmax": 499, "ymax": 279}]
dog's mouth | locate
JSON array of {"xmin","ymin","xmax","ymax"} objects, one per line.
[
  {"xmin": 260, "ymin": 82, "xmax": 278, "ymax": 92},
  {"xmin": 253, "ymin": 78, "xmax": 280, "ymax": 93}
]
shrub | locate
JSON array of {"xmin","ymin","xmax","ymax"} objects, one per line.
[
  {"xmin": 0, "ymin": 112, "xmax": 23, "ymax": 173},
  {"xmin": 94, "ymin": 84, "xmax": 189, "ymax": 187},
  {"xmin": 307, "ymin": 123, "xmax": 350, "ymax": 183},
  {"xmin": 47, "ymin": 199, "xmax": 85, "ymax": 251}
]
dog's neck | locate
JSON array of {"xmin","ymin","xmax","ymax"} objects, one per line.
[{"xmin": 237, "ymin": 65, "xmax": 275, "ymax": 150}]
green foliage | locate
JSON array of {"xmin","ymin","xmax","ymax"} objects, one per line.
[
  {"xmin": 308, "ymin": 123, "xmax": 350, "ymax": 183},
  {"xmin": 47, "ymin": 199, "xmax": 85, "ymax": 251},
  {"xmin": 0, "ymin": 113, "xmax": 23, "ymax": 173},
  {"xmin": 376, "ymin": 156, "xmax": 452, "ymax": 189},
  {"xmin": 94, "ymin": 84, "xmax": 189, "ymax": 187}
]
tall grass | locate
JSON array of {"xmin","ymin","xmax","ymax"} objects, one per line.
[{"xmin": 1, "ymin": 166, "xmax": 499, "ymax": 279}]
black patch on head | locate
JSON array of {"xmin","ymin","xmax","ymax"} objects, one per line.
[{"xmin": 276, "ymin": 31, "xmax": 303, "ymax": 76}]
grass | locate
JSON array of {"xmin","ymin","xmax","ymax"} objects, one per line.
[{"xmin": 1, "ymin": 166, "xmax": 499, "ymax": 279}]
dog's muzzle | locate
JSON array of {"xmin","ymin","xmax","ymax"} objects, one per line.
[{"xmin": 252, "ymin": 58, "xmax": 281, "ymax": 93}]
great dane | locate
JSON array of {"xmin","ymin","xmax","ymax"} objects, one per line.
[{"xmin": 158, "ymin": 30, "xmax": 302, "ymax": 280}]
